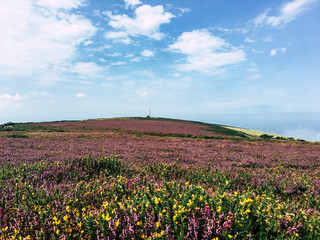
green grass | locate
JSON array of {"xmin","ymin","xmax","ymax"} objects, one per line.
[{"xmin": 4, "ymin": 133, "xmax": 29, "ymax": 138}]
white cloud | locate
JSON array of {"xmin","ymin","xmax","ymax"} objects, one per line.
[
  {"xmin": 105, "ymin": 31, "xmax": 132, "ymax": 44},
  {"xmin": 35, "ymin": 0, "xmax": 86, "ymax": 10},
  {"xmin": 176, "ymin": 7, "xmax": 191, "ymax": 16},
  {"xmin": 244, "ymin": 37, "xmax": 255, "ymax": 43},
  {"xmin": 141, "ymin": 50, "xmax": 155, "ymax": 57},
  {"xmin": 168, "ymin": 29, "xmax": 246, "ymax": 74},
  {"xmin": 0, "ymin": 0, "xmax": 96, "ymax": 78},
  {"xmin": 99, "ymin": 58, "xmax": 107, "ymax": 63},
  {"xmin": 70, "ymin": 62, "xmax": 106, "ymax": 79},
  {"xmin": 106, "ymin": 52, "xmax": 122, "ymax": 57},
  {"xmin": 262, "ymin": 36, "xmax": 273, "ymax": 43},
  {"xmin": 126, "ymin": 53, "xmax": 135, "ymax": 58},
  {"xmin": 105, "ymin": 4, "xmax": 174, "ymax": 43},
  {"xmin": 270, "ymin": 49, "xmax": 277, "ymax": 56},
  {"xmin": 133, "ymin": 70, "xmax": 154, "ymax": 77},
  {"xmin": 83, "ymin": 40, "xmax": 93, "ymax": 46},
  {"xmin": 76, "ymin": 93, "xmax": 86, "ymax": 98},
  {"xmin": 111, "ymin": 61, "xmax": 126, "ymax": 66},
  {"xmin": 124, "ymin": 0, "xmax": 142, "ymax": 9},
  {"xmin": 254, "ymin": 0, "xmax": 319, "ymax": 27},
  {"xmin": 270, "ymin": 47, "xmax": 286, "ymax": 56},
  {"xmin": 136, "ymin": 90, "xmax": 149, "ymax": 97},
  {"xmin": 130, "ymin": 57, "xmax": 142, "ymax": 62},
  {"xmin": 0, "ymin": 94, "xmax": 22, "ymax": 108}
]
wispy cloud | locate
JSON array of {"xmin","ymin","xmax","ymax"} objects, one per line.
[
  {"xmin": 168, "ymin": 29, "xmax": 246, "ymax": 74},
  {"xmin": 254, "ymin": 0, "xmax": 319, "ymax": 27},
  {"xmin": 0, "ymin": 0, "xmax": 96, "ymax": 80},
  {"xmin": 124, "ymin": 0, "xmax": 142, "ymax": 9},
  {"xmin": 104, "ymin": 4, "xmax": 174, "ymax": 43},
  {"xmin": 270, "ymin": 47, "xmax": 286, "ymax": 56},
  {"xmin": 76, "ymin": 93, "xmax": 86, "ymax": 98},
  {"xmin": 70, "ymin": 62, "xmax": 106, "ymax": 79},
  {"xmin": 141, "ymin": 50, "xmax": 155, "ymax": 57},
  {"xmin": 0, "ymin": 94, "xmax": 22, "ymax": 108}
]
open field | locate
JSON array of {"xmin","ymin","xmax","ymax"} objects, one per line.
[{"xmin": 0, "ymin": 118, "xmax": 319, "ymax": 239}]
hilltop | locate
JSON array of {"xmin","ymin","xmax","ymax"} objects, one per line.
[{"xmin": 0, "ymin": 117, "xmax": 301, "ymax": 141}]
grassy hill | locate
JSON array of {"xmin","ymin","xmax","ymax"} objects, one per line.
[{"xmin": 0, "ymin": 117, "xmax": 301, "ymax": 141}]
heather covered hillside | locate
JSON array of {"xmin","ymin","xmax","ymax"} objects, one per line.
[{"xmin": 0, "ymin": 118, "xmax": 319, "ymax": 239}]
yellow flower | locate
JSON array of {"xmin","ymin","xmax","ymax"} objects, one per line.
[
  {"xmin": 137, "ymin": 220, "xmax": 142, "ymax": 226},
  {"xmin": 217, "ymin": 206, "xmax": 222, "ymax": 213},
  {"xmin": 103, "ymin": 201, "xmax": 109, "ymax": 208},
  {"xmin": 156, "ymin": 222, "xmax": 160, "ymax": 228},
  {"xmin": 245, "ymin": 209, "xmax": 251, "ymax": 214},
  {"xmin": 56, "ymin": 229, "xmax": 60, "ymax": 235},
  {"xmin": 228, "ymin": 235, "xmax": 233, "ymax": 239},
  {"xmin": 116, "ymin": 219, "xmax": 120, "ymax": 227},
  {"xmin": 187, "ymin": 199, "xmax": 193, "ymax": 207},
  {"xmin": 155, "ymin": 198, "xmax": 160, "ymax": 204},
  {"xmin": 63, "ymin": 215, "xmax": 69, "ymax": 222}
]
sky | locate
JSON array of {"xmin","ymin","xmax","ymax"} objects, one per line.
[{"xmin": 0, "ymin": 0, "xmax": 320, "ymax": 141}]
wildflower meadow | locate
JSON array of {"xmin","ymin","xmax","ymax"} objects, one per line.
[{"xmin": 0, "ymin": 118, "xmax": 319, "ymax": 239}]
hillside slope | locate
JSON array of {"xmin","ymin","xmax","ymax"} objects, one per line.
[{"xmin": 0, "ymin": 117, "xmax": 299, "ymax": 140}]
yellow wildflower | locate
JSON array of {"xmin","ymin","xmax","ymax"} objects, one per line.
[
  {"xmin": 63, "ymin": 215, "xmax": 69, "ymax": 222},
  {"xmin": 187, "ymin": 199, "xmax": 193, "ymax": 207}
]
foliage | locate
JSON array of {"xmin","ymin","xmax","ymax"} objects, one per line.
[
  {"xmin": 0, "ymin": 155, "xmax": 319, "ymax": 239},
  {"xmin": 260, "ymin": 134, "xmax": 274, "ymax": 139},
  {"xmin": 3, "ymin": 133, "xmax": 28, "ymax": 138}
]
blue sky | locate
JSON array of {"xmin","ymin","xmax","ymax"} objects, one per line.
[{"xmin": 0, "ymin": 0, "xmax": 320, "ymax": 141}]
